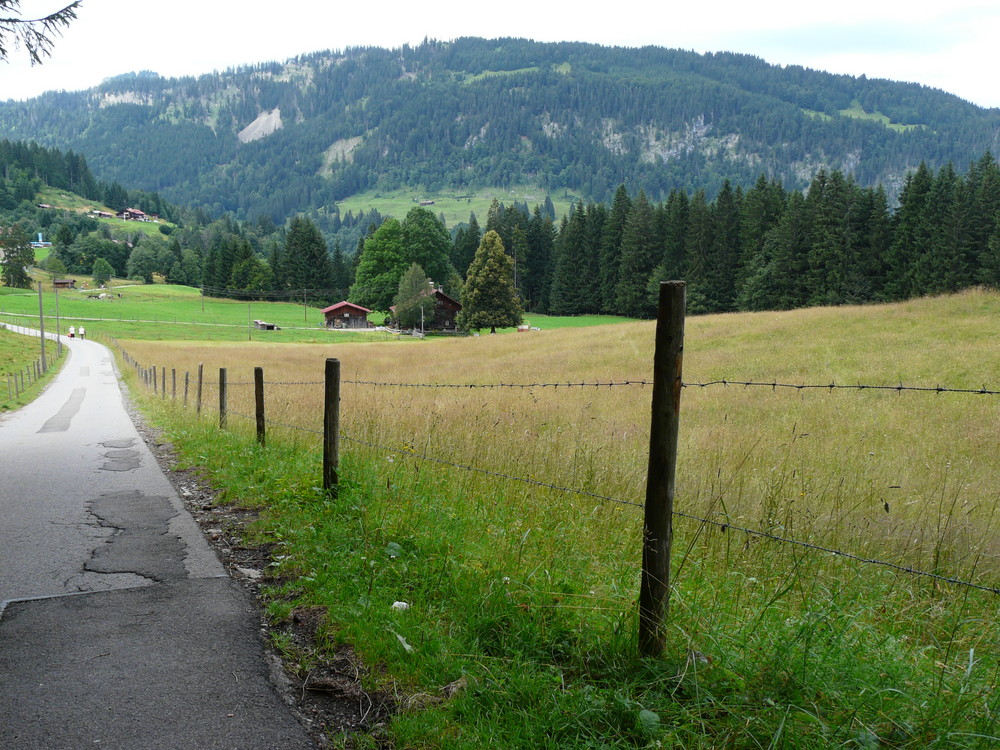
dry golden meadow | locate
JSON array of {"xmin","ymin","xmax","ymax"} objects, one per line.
[
  {"xmin": 124, "ymin": 288, "xmax": 1000, "ymax": 586},
  {"xmin": 120, "ymin": 289, "xmax": 1000, "ymax": 746}
]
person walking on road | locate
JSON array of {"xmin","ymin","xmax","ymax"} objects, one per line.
[
  {"xmin": 79, "ymin": 326, "xmax": 86, "ymax": 339},
  {"xmin": 68, "ymin": 325, "xmax": 75, "ymax": 338}
]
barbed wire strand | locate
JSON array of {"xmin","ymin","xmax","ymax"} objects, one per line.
[{"xmin": 118, "ymin": 347, "xmax": 999, "ymax": 595}]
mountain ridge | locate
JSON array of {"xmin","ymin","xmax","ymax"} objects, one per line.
[{"xmin": 2, "ymin": 37, "xmax": 998, "ymax": 228}]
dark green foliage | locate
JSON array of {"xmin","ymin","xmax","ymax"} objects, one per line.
[
  {"xmin": 0, "ymin": 222, "xmax": 33, "ymax": 287},
  {"xmin": 450, "ymin": 212, "xmax": 481, "ymax": 277},
  {"xmin": 282, "ymin": 216, "xmax": 333, "ymax": 294},
  {"xmin": 457, "ymin": 230, "xmax": 523, "ymax": 333},
  {"xmin": 400, "ymin": 207, "xmax": 454, "ymax": 287},
  {"xmin": 351, "ymin": 218, "xmax": 406, "ymax": 311},
  {"xmin": 599, "ymin": 186, "xmax": 631, "ymax": 313},
  {"xmin": 92, "ymin": 257, "xmax": 113, "ymax": 285},
  {"xmin": 614, "ymin": 191, "xmax": 659, "ymax": 318},
  {"xmin": 392, "ymin": 263, "xmax": 435, "ymax": 329}
]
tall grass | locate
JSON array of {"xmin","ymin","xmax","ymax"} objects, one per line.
[{"xmin": 120, "ymin": 289, "xmax": 1000, "ymax": 747}]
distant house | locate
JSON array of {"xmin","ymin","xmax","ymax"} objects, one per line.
[
  {"xmin": 117, "ymin": 207, "xmax": 148, "ymax": 221},
  {"xmin": 53, "ymin": 279, "xmax": 77, "ymax": 289},
  {"xmin": 390, "ymin": 287, "xmax": 462, "ymax": 331},
  {"xmin": 321, "ymin": 301, "xmax": 372, "ymax": 329}
]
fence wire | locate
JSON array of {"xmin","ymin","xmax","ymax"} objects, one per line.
[{"xmin": 116, "ymin": 343, "xmax": 999, "ymax": 597}]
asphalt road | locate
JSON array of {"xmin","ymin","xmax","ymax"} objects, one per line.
[{"xmin": 0, "ymin": 330, "xmax": 315, "ymax": 749}]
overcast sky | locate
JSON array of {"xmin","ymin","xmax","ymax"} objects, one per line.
[{"xmin": 3, "ymin": 0, "xmax": 999, "ymax": 108}]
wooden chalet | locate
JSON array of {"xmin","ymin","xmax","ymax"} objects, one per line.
[
  {"xmin": 321, "ymin": 301, "xmax": 372, "ymax": 329},
  {"xmin": 53, "ymin": 279, "xmax": 77, "ymax": 289},
  {"xmin": 117, "ymin": 207, "xmax": 148, "ymax": 221}
]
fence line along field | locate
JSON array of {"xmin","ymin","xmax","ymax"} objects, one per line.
[{"xmin": 120, "ymin": 288, "xmax": 1000, "ymax": 747}]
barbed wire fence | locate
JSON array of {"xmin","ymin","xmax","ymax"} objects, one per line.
[
  {"xmin": 103, "ymin": 282, "xmax": 1000, "ymax": 653},
  {"xmin": 106, "ymin": 350, "xmax": 999, "ymax": 577}
]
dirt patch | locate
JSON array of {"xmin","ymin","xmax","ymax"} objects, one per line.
[{"xmin": 129, "ymin": 414, "xmax": 395, "ymax": 747}]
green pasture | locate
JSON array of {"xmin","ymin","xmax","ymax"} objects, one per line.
[
  {"xmin": 332, "ymin": 187, "xmax": 580, "ymax": 229},
  {"xmin": 838, "ymin": 99, "xmax": 923, "ymax": 133},
  {"xmin": 36, "ymin": 185, "xmax": 179, "ymax": 238},
  {"xmin": 1, "ymin": 282, "xmax": 636, "ymax": 343}
]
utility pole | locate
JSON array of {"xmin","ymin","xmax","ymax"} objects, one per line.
[{"xmin": 36, "ymin": 282, "xmax": 47, "ymax": 371}]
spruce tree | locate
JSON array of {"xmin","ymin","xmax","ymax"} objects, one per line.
[
  {"xmin": 599, "ymin": 185, "xmax": 631, "ymax": 313},
  {"xmin": 457, "ymin": 230, "xmax": 523, "ymax": 333},
  {"xmin": 614, "ymin": 191, "xmax": 658, "ymax": 318}
]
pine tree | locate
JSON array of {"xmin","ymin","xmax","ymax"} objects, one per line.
[
  {"xmin": 457, "ymin": 230, "xmax": 523, "ymax": 333},
  {"xmin": 525, "ymin": 206, "xmax": 555, "ymax": 312},
  {"xmin": 614, "ymin": 191, "xmax": 658, "ymax": 318},
  {"xmin": 450, "ymin": 212, "xmax": 481, "ymax": 277},
  {"xmin": 599, "ymin": 185, "xmax": 631, "ymax": 313},
  {"xmin": 884, "ymin": 163, "xmax": 933, "ymax": 300}
]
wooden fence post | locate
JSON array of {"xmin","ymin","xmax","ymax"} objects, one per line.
[
  {"xmin": 254, "ymin": 366, "xmax": 265, "ymax": 446},
  {"xmin": 152, "ymin": 365, "xmax": 157, "ymax": 394},
  {"xmin": 219, "ymin": 367, "xmax": 227, "ymax": 430},
  {"xmin": 161, "ymin": 367, "xmax": 166, "ymax": 399},
  {"xmin": 323, "ymin": 358, "xmax": 341, "ymax": 496},
  {"xmin": 196, "ymin": 363, "xmax": 204, "ymax": 414},
  {"xmin": 184, "ymin": 371, "xmax": 189, "ymax": 407},
  {"xmin": 638, "ymin": 280, "xmax": 685, "ymax": 658},
  {"xmin": 172, "ymin": 368, "xmax": 176, "ymax": 400}
]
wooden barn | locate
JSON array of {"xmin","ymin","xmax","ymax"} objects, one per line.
[{"xmin": 321, "ymin": 301, "xmax": 372, "ymax": 329}]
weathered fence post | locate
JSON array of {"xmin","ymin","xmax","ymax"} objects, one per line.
[
  {"xmin": 172, "ymin": 368, "xmax": 176, "ymax": 400},
  {"xmin": 152, "ymin": 365, "xmax": 158, "ymax": 394},
  {"xmin": 323, "ymin": 358, "xmax": 341, "ymax": 496},
  {"xmin": 184, "ymin": 371, "xmax": 190, "ymax": 407},
  {"xmin": 638, "ymin": 280, "xmax": 685, "ymax": 658},
  {"xmin": 219, "ymin": 367, "xmax": 227, "ymax": 430},
  {"xmin": 196, "ymin": 363, "xmax": 204, "ymax": 414},
  {"xmin": 254, "ymin": 366, "xmax": 265, "ymax": 446},
  {"xmin": 161, "ymin": 367, "xmax": 166, "ymax": 399}
]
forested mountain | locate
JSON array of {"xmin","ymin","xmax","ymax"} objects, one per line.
[{"xmin": 2, "ymin": 37, "xmax": 999, "ymax": 230}]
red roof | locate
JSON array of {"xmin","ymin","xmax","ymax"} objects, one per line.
[{"xmin": 321, "ymin": 301, "xmax": 371, "ymax": 315}]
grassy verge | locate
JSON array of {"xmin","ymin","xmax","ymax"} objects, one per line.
[
  {"xmin": 0, "ymin": 325, "xmax": 66, "ymax": 410},
  {"xmin": 114, "ymin": 289, "xmax": 1000, "ymax": 747}
]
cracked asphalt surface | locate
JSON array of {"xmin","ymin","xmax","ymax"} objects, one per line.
[{"xmin": 0, "ymin": 334, "xmax": 315, "ymax": 749}]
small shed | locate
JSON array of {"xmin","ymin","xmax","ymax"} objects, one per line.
[
  {"xmin": 321, "ymin": 301, "xmax": 372, "ymax": 329},
  {"xmin": 53, "ymin": 279, "xmax": 77, "ymax": 289}
]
